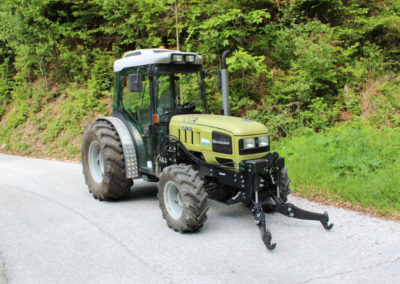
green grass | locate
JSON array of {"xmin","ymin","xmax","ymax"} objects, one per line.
[
  {"xmin": 0, "ymin": 82, "xmax": 110, "ymax": 160},
  {"xmin": 275, "ymin": 124, "xmax": 400, "ymax": 217}
]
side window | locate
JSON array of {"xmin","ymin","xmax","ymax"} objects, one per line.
[
  {"xmin": 176, "ymin": 72, "xmax": 205, "ymax": 113},
  {"xmin": 122, "ymin": 69, "xmax": 152, "ymax": 125}
]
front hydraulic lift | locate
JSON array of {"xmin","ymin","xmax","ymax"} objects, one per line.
[
  {"xmin": 195, "ymin": 150, "xmax": 334, "ymax": 251},
  {"xmin": 233, "ymin": 154, "xmax": 333, "ymax": 250}
]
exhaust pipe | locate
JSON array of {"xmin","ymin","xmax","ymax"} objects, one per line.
[{"xmin": 221, "ymin": 50, "xmax": 230, "ymax": 116}]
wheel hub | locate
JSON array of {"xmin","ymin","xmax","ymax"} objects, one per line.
[
  {"xmin": 164, "ymin": 181, "xmax": 183, "ymax": 220},
  {"xmin": 88, "ymin": 141, "xmax": 104, "ymax": 183}
]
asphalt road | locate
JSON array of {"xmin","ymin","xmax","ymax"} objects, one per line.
[{"xmin": 0, "ymin": 153, "xmax": 399, "ymax": 284}]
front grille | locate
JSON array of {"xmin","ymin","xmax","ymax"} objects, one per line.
[
  {"xmin": 178, "ymin": 129, "xmax": 198, "ymax": 145},
  {"xmin": 212, "ymin": 131, "xmax": 232, "ymax": 154}
]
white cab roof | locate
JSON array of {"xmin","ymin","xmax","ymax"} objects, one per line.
[{"xmin": 113, "ymin": 49, "xmax": 203, "ymax": 72}]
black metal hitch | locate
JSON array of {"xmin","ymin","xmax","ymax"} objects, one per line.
[
  {"xmin": 250, "ymin": 196, "xmax": 333, "ymax": 250},
  {"xmin": 251, "ymin": 201, "xmax": 276, "ymax": 250},
  {"xmin": 272, "ymin": 196, "xmax": 334, "ymax": 230}
]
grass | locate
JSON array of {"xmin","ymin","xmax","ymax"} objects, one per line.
[
  {"xmin": 275, "ymin": 123, "xmax": 400, "ymax": 218},
  {"xmin": 0, "ymin": 82, "xmax": 111, "ymax": 160}
]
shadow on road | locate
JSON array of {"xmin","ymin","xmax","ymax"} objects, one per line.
[
  {"xmin": 119, "ymin": 179, "xmax": 251, "ymax": 219},
  {"xmin": 121, "ymin": 181, "xmax": 158, "ymax": 202},
  {"xmin": 114, "ymin": 180, "xmax": 249, "ymax": 235}
]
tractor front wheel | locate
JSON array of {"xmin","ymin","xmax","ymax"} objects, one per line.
[
  {"xmin": 263, "ymin": 167, "xmax": 291, "ymax": 212},
  {"xmin": 157, "ymin": 165, "xmax": 208, "ymax": 232},
  {"xmin": 81, "ymin": 120, "xmax": 133, "ymax": 200}
]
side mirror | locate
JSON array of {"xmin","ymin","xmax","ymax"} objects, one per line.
[{"xmin": 128, "ymin": 73, "xmax": 143, "ymax": 92}]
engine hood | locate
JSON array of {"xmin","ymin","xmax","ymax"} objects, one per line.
[{"xmin": 171, "ymin": 114, "xmax": 268, "ymax": 136}]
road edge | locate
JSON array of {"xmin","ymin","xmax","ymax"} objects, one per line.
[{"xmin": 0, "ymin": 247, "xmax": 7, "ymax": 284}]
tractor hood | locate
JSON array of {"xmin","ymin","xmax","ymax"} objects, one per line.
[{"xmin": 171, "ymin": 114, "xmax": 268, "ymax": 136}]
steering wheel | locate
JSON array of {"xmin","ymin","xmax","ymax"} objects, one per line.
[{"xmin": 180, "ymin": 102, "xmax": 196, "ymax": 111}]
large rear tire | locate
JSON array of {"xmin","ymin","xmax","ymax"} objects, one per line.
[
  {"xmin": 157, "ymin": 164, "xmax": 208, "ymax": 232},
  {"xmin": 82, "ymin": 120, "xmax": 133, "ymax": 200}
]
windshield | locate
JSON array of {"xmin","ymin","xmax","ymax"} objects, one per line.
[{"xmin": 154, "ymin": 64, "xmax": 207, "ymax": 116}]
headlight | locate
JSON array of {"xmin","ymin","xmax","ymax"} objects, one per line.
[
  {"xmin": 172, "ymin": 54, "xmax": 183, "ymax": 62},
  {"xmin": 185, "ymin": 54, "xmax": 195, "ymax": 63},
  {"xmin": 258, "ymin": 136, "xmax": 269, "ymax": 147},
  {"xmin": 243, "ymin": 138, "xmax": 256, "ymax": 149}
]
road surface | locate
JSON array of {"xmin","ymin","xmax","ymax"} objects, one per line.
[{"xmin": 0, "ymin": 153, "xmax": 399, "ymax": 283}]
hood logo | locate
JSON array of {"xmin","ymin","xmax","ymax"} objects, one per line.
[
  {"xmin": 212, "ymin": 139, "xmax": 230, "ymax": 145},
  {"xmin": 201, "ymin": 138, "xmax": 210, "ymax": 146}
]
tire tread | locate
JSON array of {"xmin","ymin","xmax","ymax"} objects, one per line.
[
  {"xmin": 81, "ymin": 120, "xmax": 133, "ymax": 201},
  {"xmin": 157, "ymin": 164, "xmax": 209, "ymax": 232}
]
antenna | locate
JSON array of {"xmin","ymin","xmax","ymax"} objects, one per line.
[{"xmin": 175, "ymin": 0, "xmax": 179, "ymax": 51}]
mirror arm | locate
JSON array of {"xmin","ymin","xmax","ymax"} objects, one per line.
[
  {"xmin": 203, "ymin": 66, "xmax": 222, "ymax": 89},
  {"xmin": 203, "ymin": 66, "xmax": 220, "ymax": 77}
]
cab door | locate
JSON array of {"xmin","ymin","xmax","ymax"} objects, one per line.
[
  {"xmin": 119, "ymin": 67, "xmax": 155, "ymax": 172},
  {"xmin": 153, "ymin": 73, "xmax": 176, "ymax": 156}
]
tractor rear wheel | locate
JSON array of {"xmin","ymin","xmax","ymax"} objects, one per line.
[
  {"xmin": 81, "ymin": 120, "xmax": 132, "ymax": 200},
  {"xmin": 263, "ymin": 167, "xmax": 291, "ymax": 212},
  {"xmin": 157, "ymin": 164, "xmax": 208, "ymax": 232}
]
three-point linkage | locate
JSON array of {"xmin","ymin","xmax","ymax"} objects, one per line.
[
  {"xmin": 193, "ymin": 150, "xmax": 334, "ymax": 251},
  {"xmin": 243, "ymin": 153, "xmax": 334, "ymax": 251}
]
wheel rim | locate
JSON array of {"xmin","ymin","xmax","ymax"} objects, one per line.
[
  {"xmin": 164, "ymin": 181, "xmax": 183, "ymax": 220},
  {"xmin": 88, "ymin": 141, "xmax": 104, "ymax": 184}
]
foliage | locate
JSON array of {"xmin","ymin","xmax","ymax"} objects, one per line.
[
  {"xmin": 277, "ymin": 123, "xmax": 400, "ymax": 216},
  {"xmin": 0, "ymin": 1, "xmax": 399, "ymax": 130},
  {"xmin": 0, "ymin": 58, "xmax": 12, "ymax": 118}
]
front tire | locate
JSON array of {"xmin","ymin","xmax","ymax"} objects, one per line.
[
  {"xmin": 157, "ymin": 164, "xmax": 208, "ymax": 232},
  {"xmin": 263, "ymin": 167, "xmax": 291, "ymax": 212},
  {"xmin": 82, "ymin": 120, "xmax": 133, "ymax": 200}
]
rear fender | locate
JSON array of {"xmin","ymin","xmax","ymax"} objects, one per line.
[{"xmin": 97, "ymin": 117, "xmax": 141, "ymax": 179}]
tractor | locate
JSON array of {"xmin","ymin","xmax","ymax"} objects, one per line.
[{"xmin": 81, "ymin": 49, "xmax": 333, "ymax": 250}]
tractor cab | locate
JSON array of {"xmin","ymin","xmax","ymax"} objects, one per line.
[
  {"xmin": 114, "ymin": 49, "xmax": 207, "ymax": 125},
  {"xmin": 113, "ymin": 49, "xmax": 207, "ymax": 173}
]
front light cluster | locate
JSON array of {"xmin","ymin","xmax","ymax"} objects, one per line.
[
  {"xmin": 171, "ymin": 54, "xmax": 196, "ymax": 63},
  {"xmin": 243, "ymin": 136, "xmax": 269, "ymax": 149}
]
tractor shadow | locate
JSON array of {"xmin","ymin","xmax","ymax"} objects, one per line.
[
  {"xmin": 120, "ymin": 179, "xmax": 252, "ymax": 220},
  {"xmin": 209, "ymin": 199, "xmax": 251, "ymax": 218},
  {"xmin": 121, "ymin": 180, "xmax": 158, "ymax": 202}
]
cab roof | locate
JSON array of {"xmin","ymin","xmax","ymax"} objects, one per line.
[{"xmin": 113, "ymin": 49, "xmax": 203, "ymax": 72}]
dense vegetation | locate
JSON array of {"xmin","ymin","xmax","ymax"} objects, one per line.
[{"xmin": 0, "ymin": 0, "xmax": 399, "ymax": 216}]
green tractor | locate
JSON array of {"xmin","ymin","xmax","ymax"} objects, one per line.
[{"xmin": 81, "ymin": 49, "xmax": 333, "ymax": 250}]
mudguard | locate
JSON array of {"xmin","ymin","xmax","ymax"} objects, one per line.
[{"xmin": 97, "ymin": 117, "xmax": 139, "ymax": 179}]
